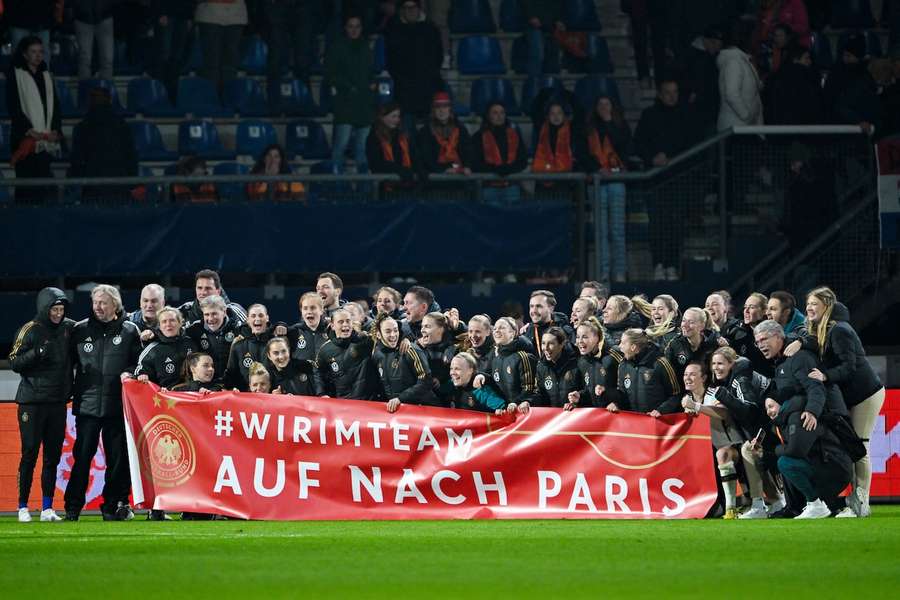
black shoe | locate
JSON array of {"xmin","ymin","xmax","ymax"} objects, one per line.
[
  {"xmin": 769, "ymin": 507, "xmax": 799, "ymax": 519},
  {"xmin": 64, "ymin": 511, "xmax": 80, "ymax": 521},
  {"xmin": 115, "ymin": 502, "xmax": 134, "ymax": 521},
  {"xmin": 101, "ymin": 508, "xmax": 119, "ymax": 521},
  {"xmin": 147, "ymin": 509, "xmax": 170, "ymax": 521}
]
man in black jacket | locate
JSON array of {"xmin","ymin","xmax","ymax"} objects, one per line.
[
  {"xmin": 9, "ymin": 287, "xmax": 74, "ymax": 522},
  {"xmin": 521, "ymin": 290, "xmax": 574, "ymax": 360},
  {"xmin": 633, "ymin": 79, "xmax": 697, "ymax": 168},
  {"xmin": 64, "ymin": 284, "xmax": 142, "ymax": 521},
  {"xmin": 185, "ymin": 294, "xmax": 242, "ymax": 383},
  {"xmin": 129, "ymin": 283, "xmax": 165, "ymax": 340},
  {"xmin": 178, "ymin": 269, "xmax": 247, "ymax": 327}
]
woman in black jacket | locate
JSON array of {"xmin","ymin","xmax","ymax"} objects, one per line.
[
  {"xmin": 171, "ymin": 352, "xmax": 221, "ymax": 393},
  {"xmin": 601, "ymin": 295, "xmax": 644, "ymax": 347},
  {"xmin": 313, "ymin": 308, "xmax": 379, "ymax": 400},
  {"xmin": 471, "ymin": 102, "xmax": 527, "ymax": 205},
  {"xmin": 265, "ymin": 337, "xmax": 314, "ymax": 396},
  {"xmin": 535, "ymin": 326, "xmax": 581, "ymax": 408},
  {"xmin": 135, "ymin": 307, "xmax": 197, "ymax": 389},
  {"xmin": 417, "ymin": 312, "xmax": 458, "ymax": 404},
  {"xmin": 578, "ymin": 95, "xmax": 632, "ymax": 282},
  {"xmin": 366, "ymin": 101, "xmax": 417, "ymax": 191},
  {"xmin": 566, "ymin": 317, "xmax": 623, "ymax": 411},
  {"xmin": 373, "ymin": 314, "xmax": 439, "ymax": 411},
  {"xmin": 464, "ymin": 314, "xmax": 495, "ymax": 373},
  {"xmin": 633, "ymin": 294, "xmax": 680, "ymax": 353},
  {"xmin": 488, "ymin": 316, "xmax": 539, "ymax": 414},
  {"xmin": 664, "ymin": 306, "xmax": 722, "ymax": 381},
  {"xmin": 788, "ymin": 287, "xmax": 885, "ymax": 517}
]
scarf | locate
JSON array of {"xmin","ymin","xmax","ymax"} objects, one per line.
[
  {"xmin": 587, "ymin": 130, "xmax": 624, "ymax": 171},
  {"xmin": 380, "ymin": 132, "xmax": 412, "ymax": 167},
  {"xmin": 14, "ymin": 67, "xmax": 60, "ymax": 156},
  {"xmin": 533, "ymin": 121, "xmax": 573, "ymax": 173},
  {"xmin": 433, "ymin": 126, "xmax": 461, "ymax": 165},
  {"xmin": 481, "ymin": 126, "xmax": 518, "ymax": 166}
]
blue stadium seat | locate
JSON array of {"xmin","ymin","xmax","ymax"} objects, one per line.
[
  {"xmin": 0, "ymin": 122, "xmax": 11, "ymax": 161},
  {"xmin": 223, "ymin": 78, "xmax": 268, "ymax": 116},
  {"xmin": 809, "ymin": 32, "xmax": 833, "ymax": 69},
  {"xmin": 286, "ymin": 120, "xmax": 330, "ymax": 160},
  {"xmin": 318, "ymin": 81, "xmax": 333, "ymax": 115},
  {"xmin": 585, "ymin": 34, "xmax": 614, "ymax": 73},
  {"xmin": 499, "ymin": 0, "xmax": 525, "ymax": 32},
  {"xmin": 274, "ymin": 78, "xmax": 319, "ymax": 116},
  {"xmin": 176, "ymin": 77, "xmax": 232, "ymax": 117},
  {"xmin": 241, "ymin": 36, "xmax": 268, "ymax": 74},
  {"xmin": 115, "ymin": 40, "xmax": 146, "ymax": 76},
  {"xmin": 510, "ymin": 35, "xmax": 560, "ymax": 74},
  {"xmin": 470, "ymin": 78, "xmax": 520, "ymax": 116},
  {"xmin": 521, "ymin": 76, "xmax": 565, "ymax": 114},
  {"xmin": 373, "ymin": 36, "xmax": 386, "ymax": 73},
  {"xmin": 574, "ymin": 76, "xmax": 621, "ymax": 110},
  {"xmin": 54, "ymin": 80, "xmax": 80, "ymax": 118},
  {"xmin": 564, "ymin": 0, "xmax": 602, "ymax": 31},
  {"xmin": 77, "ymin": 78, "xmax": 131, "ymax": 115},
  {"xmin": 831, "ymin": 0, "xmax": 875, "ymax": 28},
  {"xmin": 126, "ymin": 77, "xmax": 184, "ymax": 117},
  {"xmin": 213, "ymin": 162, "xmax": 250, "ymax": 201},
  {"xmin": 448, "ymin": 0, "xmax": 497, "ymax": 33},
  {"xmin": 457, "ymin": 36, "xmax": 505, "ymax": 75},
  {"xmin": 178, "ymin": 120, "xmax": 234, "ymax": 159},
  {"xmin": 836, "ymin": 30, "xmax": 883, "ymax": 60},
  {"xmin": 129, "ymin": 120, "xmax": 178, "ymax": 161},
  {"xmin": 139, "ymin": 166, "xmax": 163, "ymax": 203},
  {"xmin": 375, "ymin": 76, "xmax": 395, "ymax": 105},
  {"xmin": 236, "ymin": 120, "xmax": 278, "ymax": 159},
  {"xmin": 50, "ymin": 36, "xmax": 79, "ymax": 76}
]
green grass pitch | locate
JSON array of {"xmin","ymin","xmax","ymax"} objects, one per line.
[{"xmin": 2, "ymin": 507, "xmax": 899, "ymax": 598}]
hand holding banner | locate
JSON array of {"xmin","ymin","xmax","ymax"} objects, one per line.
[{"xmin": 122, "ymin": 381, "xmax": 717, "ymax": 520}]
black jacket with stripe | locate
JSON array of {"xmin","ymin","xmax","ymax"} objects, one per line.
[
  {"xmin": 178, "ymin": 296, "xmax": 247, "ymax": 328},
  {"xmin": 71, "ymin": 312, "xmax": 142, "ymax": 418},
  {"xmin": 289, "ymin": 319, "xmax": 331, "ymax": 363},
  {"xmin": 574, "ymin": 345, "xmax": 624, "ymax": 408},
  {"xmin": 313, "ymin": 330, "xmax": 379, "ymax": 400},
  {"xmin": 712, "ymin": 357, "xmax": 771, "ymax": 439},
  {"xmin": 522, "ymin": 312, "xmax": 575, "ymax": 360},
  {"xmin": 225, "ymin": 324, "xmax": 298, "ymax": 391},
  {"xmin": 490, "ymin": 338, "xmax": 538, "ymax": 405},
  {"xmin": 269, "ymin": 358, "xmax": 315, "ymax": 396},
  {"xmin": 9, "ymin": 287, "xmax": 75, "ymax": 404},
  {"xmin": 185, "ymin": 317, "xmax": 242, "ymax": 383},
  {"xmin": 664, "ymin": 330, "xmax": 721, "ymax": 381},
  {"xmin": 134, "ymin": 331, "xmax": 197, "ymax": 389},
  {"xmin": 617, "ymin": 345, "xmax": 682, "ymax": 414},
  {"xmin": 535, "ymin": 344, "xmax": 582, "ymax": 408},
  {"xmin": 374, "ymin": 343, "xmax": 440, "ymax": 407}
]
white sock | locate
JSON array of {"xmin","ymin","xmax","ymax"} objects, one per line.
[
  {"xmin": 751, "ymin": 497, "xmax": 766, "ymax": 510},
  {"xmin": 719, "ymin": 461, "xmax": 738, "ymax": 509}
]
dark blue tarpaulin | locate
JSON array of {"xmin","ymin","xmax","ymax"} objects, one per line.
[{"xmin": 0, "ymin": 202, "xmax": 573, "ymax": 277}]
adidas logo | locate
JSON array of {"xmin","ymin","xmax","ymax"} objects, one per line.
[
  {"xmin": 85, "ymin": 337, "xmax": 93, "ymax": 342},
  {"xmin": 165, "ymin": 357, "xmax": 173, "ymax": 363}
]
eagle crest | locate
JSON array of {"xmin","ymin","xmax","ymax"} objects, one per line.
[{"xmin": 154, "ymin": 434, "xmax": 182, "ymax": 466}]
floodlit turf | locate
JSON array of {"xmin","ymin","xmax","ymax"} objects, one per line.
[{"xmin": 1, "ymin": 507, "xmax": 899, "ymax": 598}]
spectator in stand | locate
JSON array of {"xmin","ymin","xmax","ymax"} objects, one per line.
[
  {"xmin": 531, "ymin": 101, "xmax": 576, "ymax": 194},
  {"xmin": 4, "ymin": 1, "xmax": 61, "ymax": 63},
  {"xmin": 472, "ymin": 102, "xmax": 527, "ymax": 206},
  {"xmin": 521, "ymin": 0, "xmax": 563, "ymax": 78},
  {"xmin": 823, "ymin": 32, "xmax": 871, "ymax": 125},
  {"xmin": 262, "ymin": 0, "xmax": 324, "ymax": 101},
  {"xmin": 73, "ymin": 0, "xmax": 115, "ymax": 80},
  {"xmin": 764, "ymin": 23, "xmax": 796, "ymax": 76},
  {"xmin": 417, "ymin": 92, "xmax": 472, "ymax": 176},
  {"xmin": 835, "ymin": 55, "xmax": 883, "ymax": 136},
  {"xmin": 247, "ymin": 144, "xmax": 306, "ymax": 201},
  {"xmin": 765, "ymin": 290, "xmax": 805, "ymax": 334},
  {"xmin": 384, "ymin": 0, "xmax": 444, "ymax": 131},
  {"xmin": 366, "ymin": 102, "xmax": 418, "ymax": 190},
  {"xmin": 326, "ymin": 14, "xmax": 376, "ymax": 173},
  {"xmin": 578, "ymin": 95, "xmax": 632, "ymax": 283},
  {"xmin": 763, "ymin": 43, "xmax": 824, "ymax": 125},
  {"xmin": 717, "ymin": 19, "xmax": 764, "ymax": 130},
  {"xmin": 877, "ymin": 49, "xmax": 900, "ymax": 137},
  {"xmin": 754, "ymin": 0, "xmax": 810, "ymax": 61},
  {"xmin": 6, "ymin": 36, "xmax": 62, "ymax": 205},
  {"xmin": 172, "ymin": 156, "xmax": 218, "ymax": 203},
  {"xmin": 194, "ymin": 0, "xmax": 248, "ymax": 95},
  {"xmin": 623, "ymin": 0, "xmax": 672, "ymax": 88},
  {"xmin": 680, "ymin": 25, "xmax": 723, "ymax": 135},
  {"xmin": 68, "ymin": 88, "xmax": 139, "ymax": 203},
  {"xmin": 633, "ymin": 79, "xmax": 696, "ymax": 168},
  {"xmin": 151, "ymin": 0, "xmax": 196, "ymax": 104}
]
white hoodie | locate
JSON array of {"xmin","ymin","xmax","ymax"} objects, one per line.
[{"xmin": 716, "ymin": 47, "xmax": 763, "ymax": 130}]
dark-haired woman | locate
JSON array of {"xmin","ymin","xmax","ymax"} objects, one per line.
[
  {"xmin": 566, "ymin": 318, "xmax": 623, "ymax": 411},
  {"xmin": 265, "ymin": 336, "xmax": 314, "ymax": 396},
  {"xmin": 535, "ymin": 327, "xmax": 580, "ymax": 408},
  {"xmin": 471, "ymin": 102, "xmax": 527, "ymax": 206},
  {"xmin": 417, "ymin": 312, "xmax": 458, "ymax": 405},
  {"xmin": 172, "ymin": 352, "xmax": 221, "ymax": 393},
  {"xmin": 247, "ymin": 144, "xmax": 305, "ymax": 201},
  {"xmin": 366, "ymin": 102, "xmax": 417, "ymax": 193},
  {"xmin": 373, "ymin": 314, "xmax": 439, "ymax": 412},
  {"xmin": 579, "ymin": 95, "xmax": 632, "ymax": 282},
  {"xmin": 531, "ymin": 101, "xmax": 575, "ymax": 195}
]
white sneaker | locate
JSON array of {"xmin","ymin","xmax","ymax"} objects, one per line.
[
  {"xmin": 795, "ymin": 499, "xmax": 831, "ymax": 519},
  {"xmin": 739, "ymin": 505, "xmax": 769, "ymax": 519},
  {"xmin": 653, "ymin": 264, "xmax": 666, "ymax": 281},
  {"xmin": 834, "ymin": 506, "xmax": 857, "ymax": 518},
  {"xmin": 40, "ymin": 508, "xmax": 63, "ymax": 522},
  {"xmin": 766, "ymin": 495, "xmax": 786, "ymax": 516},
  {"xmin": 17, "ymin": 508, "xmax": 32, "ymax": 523},
  {"xmin": 847, "ymin": 490, "xmax": 870, "ymax": 517}
]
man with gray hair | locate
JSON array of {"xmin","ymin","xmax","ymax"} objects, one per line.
[
  {"xmin": 753, "ymin": 319, "xmax": 851, "ymax": 518},
  {"xmin": 128, "ymin": 283, "xmax": 165, "ymax": 340},
  {"xmin": 65, "ymin": 284, "xmax": 142, "ymax": 521},
  {"xmin": 185, "ymin": 294, "xmax": 242, "ymax": 383}
]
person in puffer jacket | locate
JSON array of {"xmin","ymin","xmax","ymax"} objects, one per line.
[
  {"xmin": 135, "ymin": 307, "xmax": 197, "ymax": 389},
  {"xmin": 566, "ymin": 317, "xmax": 624, "ymax": 411},
  {"xmin": 313, "ymin": 308, "xmax": 379, "ymax": 400},
  {"xmin": 9, "ymin": 287, "xmax": 75, "ymax": 522},
  {"xmin": 486, "ymin": 317, "xmax": 539, "ymax": 414},
  {"xmin": 534, "ymin": 326, "xmax": 581, "ymax": 408}
]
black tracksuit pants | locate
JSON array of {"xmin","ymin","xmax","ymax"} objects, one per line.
[
  {"xmin": 17, "ymin": 403, "xmax": 67, "ymax": 506},
  {"xmin": 64, "ymin": 414, "xmax": 131, "ymax": 513}
]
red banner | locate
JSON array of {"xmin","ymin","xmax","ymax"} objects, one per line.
[{"xmin": 122, "ymin": 381, "xmax": 718, "ymax": 520}]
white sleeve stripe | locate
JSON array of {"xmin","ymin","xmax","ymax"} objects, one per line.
[{"xmin": 135, "ymin": 342, "xmax": 159, "ymax": 374}]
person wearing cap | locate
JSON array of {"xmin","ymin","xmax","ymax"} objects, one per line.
[
  {"xmin": 326, "ymin": 13, "xmax": 376, "ymax": 174},
  {"xmin": 471, "ymin": 101, "xmax": 527, "ymax": 206},
  {"xmin": 416, "ymin": 91, "xmax": 472, "ymax": 176},
  {"xmin": 681, "ymin": 25, "xmax": 723, "ymax": 135},
  {"xmin": 9, "ymin": 287, "xmax": 75, "ymax": 523},
  {"xmin": 68, "ymin": 86, "xmax": 139, "ymax": 203}
]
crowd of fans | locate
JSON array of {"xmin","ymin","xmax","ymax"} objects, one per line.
[{"xmin": 9, "ymin": 269, "xmax": 885, "ymax": 522}]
